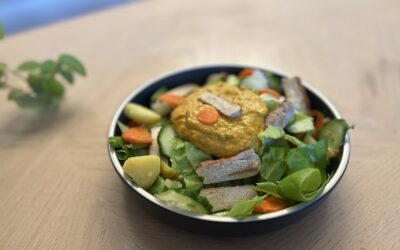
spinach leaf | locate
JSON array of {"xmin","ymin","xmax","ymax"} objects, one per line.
[
  {"xmin": 227, "ymin": 195, "xmax": 266, "ymax": 219},
  {"xmin": 277, "ymin": 168, "xmax": 326, "ymax": 201},
  {"xmin": 260, "ymin": 147, "xmax": 289, "ymax": 182},
  {"xmin": 255, "ymin": 182, "xmax": 281, "ymax": 197}
]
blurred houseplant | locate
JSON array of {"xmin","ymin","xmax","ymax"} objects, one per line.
[{"xmin": 0, "ymin": 23, "xmax": 86, "ymax": 111}]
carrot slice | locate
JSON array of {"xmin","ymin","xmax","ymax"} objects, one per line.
[
  {"xmin": 122, "ymin": 127, "xmax": 153, "ymax": 144},
  {"xmin": 258, "ymin": 88, "xmax": 281, "ymax": 99},
  {"xmin": 253, "ymin": 196, "xmax": 288, "ymax": 214},
  {"xmin": 311, "ymin": 110, "xmax": 325, "ymax": 138},
  {"xmin": 197, "ymin": 107, "xmax": 219, "ymax": 125},
  {"xmin": 238, "ymin": 68, "xmax": 254, "ymax": 79},
  {"xmin": 159, "ymin": 93, "xmax": 184, "ymax": 107}
]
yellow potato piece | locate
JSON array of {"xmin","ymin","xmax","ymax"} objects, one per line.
[
  {"xmin": 124, "ymin": 103, "xmax": 161, "ymax": 125},
  {"xmin": 123, "ymin": 155, "xmax": 161, "ymax": 188}
]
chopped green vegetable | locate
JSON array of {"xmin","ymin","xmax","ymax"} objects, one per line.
[
  {"xmin": 318, "ymin": 119, "xmax": 353, "ymax": 157},
  {"xmin": 155, "ymin": 190, "xmax": 208, "ymax": 214},
  {"xmin": 283, "ymin": 134, "xmax": 306, "ymax": 147},
  {"xmin": 286, "ymin": 112, "xmax": 315, "ymax": 134},
  {"xmin": 158, "ymin": 124, "xmax": 176, "ymax": 159},
  {"xmin": 260, "ymin": 93, "xmax": 281, "ymax": 111},
  {"xmin": 303, "ymin": 133, "xmax": 317, "ymax": 144},
  {"xmin": 227, "ymin": 195, "xmax": 266, "ymax": 219},
  {"xmin": 165, "ymin": 179, "xmax": 183, "ymax": 189},
  {"xmin": 150, "ymin": 86, "xmax": 168, "ymax": 103},
  {"xmin": 117, "ymin": 121, "xmax": 129, "ymax": 133},
  {"xmin": 147, "ymin": 176, "xmax": 166, "ymax": 194},
  {"xmin": 109, "ymin": 136, "xmax": 124, "ymax": 148},
  {"xmin": 184, "ymin": 142, "xmax": 212, "ymax": 168},
  {"xmin": 264, "ymin": 72, "xmax": 282, "ymax": 93},
  {"xmin": 226, "ymin": 74, "xmax": 240, "ymax": 86}
]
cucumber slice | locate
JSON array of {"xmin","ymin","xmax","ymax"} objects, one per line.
[
  {"xmin": 158, "ymin": 124, "xmax": 176, "ymax": 159},
  {"xmin": 155, "ymin": 190, "xmax": 208, "ymax": 214}
]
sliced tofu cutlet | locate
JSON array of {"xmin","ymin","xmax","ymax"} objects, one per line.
[
  {"xmin": 199, "ymin": 185, "xmax": 257, "ymax": 212},
  {"xmin": 196, "ymin": 149, "xmax": 261, "ymax": 184},
  {"xmin": 198, "ymin": 91, "xmax": 242, "ymax": 119},
  {"xmin": 265, "ymin": 101, "xmax": 295, "ymax": 128},
  {"xmin": 282, "ymin": 77, "xmax": 311, "ymax": 115}
]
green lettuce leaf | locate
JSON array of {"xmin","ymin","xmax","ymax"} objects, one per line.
[{"xmin": 184, "ymin": 142, "xmax": 212, "ymax": 168}]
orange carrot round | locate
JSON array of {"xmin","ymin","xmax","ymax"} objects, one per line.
[
  {"xmin": 258, "ymin": 88, "xmax": 281, "ymax": 99},
  {"xmin": 159, "ymin": 93, "xmax": 184, "ymax": 107},
  {"xmin": 253, "ymin": 196, "xmax": 288, "ymax": 214},
  {"xmin": 197, "ymin": 107, "xmax": 219, "ymax": 125},
  {"xmin": 238, "ymin": 68, "xmax": 254, "ymax": 79},
  {"xmin": 122, "ymin": 127, "xmax": 153, "ymax": 144},
  {"xmin": 311, "ymin": 109, "xmax": 325, "ymax": 138}
]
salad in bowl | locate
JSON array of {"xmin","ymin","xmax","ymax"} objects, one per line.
[{"xmin": 108, "ymin": 67, "xmax": 352, "ymax": 220}]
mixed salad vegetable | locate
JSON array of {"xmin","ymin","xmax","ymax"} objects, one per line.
[{"xmin": 109, "ymin": 68, "xmax": 353, "ymax": 219}]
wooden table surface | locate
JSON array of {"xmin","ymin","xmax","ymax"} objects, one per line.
[{"xmin": 1, "ymin": 0, "xmax": 399, "ymax": 249}]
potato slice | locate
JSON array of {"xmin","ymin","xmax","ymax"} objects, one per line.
[
  {"xmin": 123, "ymin": 155, "xmax": 161, "ymax": 188},
  {"xmin": 124, "ymin": 103, "xmax": 161, "ymax": 125}
]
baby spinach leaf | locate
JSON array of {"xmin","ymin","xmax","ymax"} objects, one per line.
[
  {"xmin": 286, "ymin": 147, "xmax": 314, "ymax": 172},
  {"xmin": 260, "ymin": 147, "xmax": 289, "ymax": 182},
  {"xmin": 277, "ymin": 168, "xmax": 325, "ymax": 201},
  {"xmin": 255, "ymin": 182, "xmax": 281, "ymax": 197},
  {"xmin": 227, "ymin": 195, "xmax": 266, "ymax": 219}
]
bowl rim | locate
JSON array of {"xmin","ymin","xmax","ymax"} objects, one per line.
[{"xmin": 107, "ymin": 63, "xmax": 351, "ymax": 223}]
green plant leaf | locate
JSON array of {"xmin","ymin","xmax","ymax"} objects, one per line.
[
  {"xmin": 8, "ymin": 89, "xmax": 52, "ymax": 111},
  {"xmin": 59, "ymin": 54, "xmax": 86, "ymax": 76},
  {"xmin": 59, "ymin": 68, "xmax": 74, "ymax": 83},
  {"xmin": 43, "ymin": 79, "xmax": 64, "ymax": 99},
  {"xmin": 27, "ymin": 75, "xmax": 44, "ymax": 94},
  {"xmin": 41, "ymin": 60, "xmax": 57, "ymax": 74},
  {"xmin": 18, "ymin": 61, "xmax": 40, "ymax": 71},
  {"xmin": 0, "ymin": 23, "xmax": 4, "ymax": 39}
]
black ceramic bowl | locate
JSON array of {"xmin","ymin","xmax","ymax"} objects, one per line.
[{"xmin": 108, "ymin": 64, "xmax": 351, "ymax": 236}]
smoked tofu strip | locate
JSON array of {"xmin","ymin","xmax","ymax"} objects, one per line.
[
  {"xmin": 196, "ymin": 149, "xmax": 261, "ymax": 184},
  {"xmin": 265, "ymin": 101, "xmax": 295, "ymax": 128},
  {"xmin": 198, "ymin": 91, "xmax": 242, "ymax": 118},
  {"xmin": 199, "ymin": 185, "xmax": 257, "ymax": 212},
  {"xmin": 282, "ymin": 77, "xmax": 311, "ymax": 115}
]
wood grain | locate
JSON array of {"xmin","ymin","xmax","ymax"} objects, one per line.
[{"xmin": 1, "ymin": 0, "xmax": 399, "ymax": 249}]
